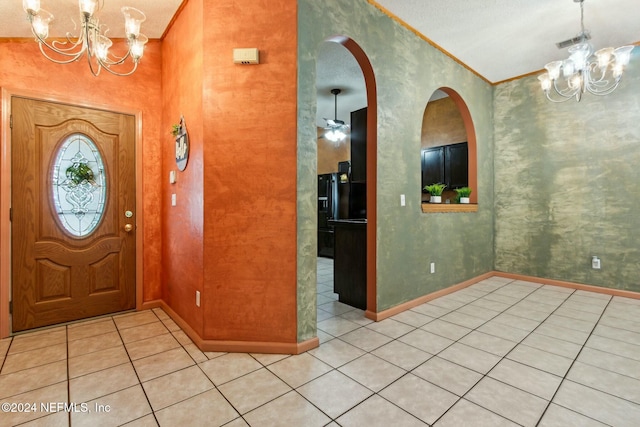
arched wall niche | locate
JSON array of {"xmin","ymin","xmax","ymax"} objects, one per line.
[{"xmin": 421, "ymin": 87, "xmax": 478, "ymax": 205}]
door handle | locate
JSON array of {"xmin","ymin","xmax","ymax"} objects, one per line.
[{"xmin": 124, "ymin": 224, "xmax": 134, "ymax": 233}]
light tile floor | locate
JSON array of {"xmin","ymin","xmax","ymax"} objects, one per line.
[{"xmin": 1, "ymin": 257, "xmax": 640, "ymax": 426}]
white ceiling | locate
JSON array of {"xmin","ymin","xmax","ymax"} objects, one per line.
[
  {"xmin": 2, "ymin": 0, "xmax": 638, "ymax": 126},
  {"xmin": 375, "ymin": 0, "xmax": 640, "ymax": 84},
  {"xmin": 316, "ymin": 43, "xmax": 367, "ymax": 128}
]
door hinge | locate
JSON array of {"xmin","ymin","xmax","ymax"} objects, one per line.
[
  {"xmin": 9, "ymin": 114, "xmax": 12, "ymax": 129},
  {"xmin": 9, "ymin": 208, "xmax": 11, "ymax": 222},
  {"xmin": 9, "ymin": 301, "xmax": 12, "ymax": 315}
]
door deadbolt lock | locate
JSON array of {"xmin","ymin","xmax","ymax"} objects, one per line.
[{"xmin": 125, "ymin": 210, "xmax": 133, "ymax": 218}]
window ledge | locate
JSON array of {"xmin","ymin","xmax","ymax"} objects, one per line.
[{"xmin": 421, "ymin": 203, "xmax": 478, "ymax": 213}]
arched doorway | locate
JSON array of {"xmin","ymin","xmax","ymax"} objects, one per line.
[{"xmin": 315, "ymin": 36, "xmax": 377, "ymax": 323}]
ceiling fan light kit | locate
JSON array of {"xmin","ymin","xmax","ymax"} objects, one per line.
[
  {"xmin": 538, "ymin": 0, "xmax": 635, "ymax": 103},
  {"xmin": 22, "ymin": 0, "xmax": 148, "ymax": 76},
  {"xmin": 324, "ymin": 88, "xmax": 349, "ymax": 143}
]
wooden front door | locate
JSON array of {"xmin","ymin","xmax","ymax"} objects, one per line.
[{"xmin": 11, "ymin": 97, "xmax": 136, "ymax": 332}]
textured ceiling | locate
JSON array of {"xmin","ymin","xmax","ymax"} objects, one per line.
[
  {"xmin": 318, "ymin": 0, "xmax": 640, "ymax": 126},
  {"xmin": 316, "ymin": 43, "xmax": 367, "ymax": 128},
  {"xmin": 375, "ymin": 0, "xmax": 640, "ymax": 83},
  {"xmin": 2, "ymin": 0, "xmax": 639, "ymax": 126}
]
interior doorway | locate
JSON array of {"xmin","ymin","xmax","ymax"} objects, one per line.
[
  {"xmin": 315, "ymin": 36, "xmax": 378, "ymax": 335},
  {"xmin": 10, "ymin": 97, "xmax": 137, "ymax": 332}
]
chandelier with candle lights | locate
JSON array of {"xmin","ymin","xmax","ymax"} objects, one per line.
[
  {"xmin": 537, "ymin": 0, "xmax": 634, "ymax": 103},
  {"xmin": 22, "ymin": 0, "xmax": 148, "ymax": 76}
]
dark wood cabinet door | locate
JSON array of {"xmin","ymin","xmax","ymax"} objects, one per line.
[
  {"xmin": 421, "ymin": 147, "xmax": 445, "ymax": 188},
  {"xmin": 332, "ymin": 222, "xmax": 366, "ymax": 310},
  {"xmin": 446, "ymin": 142, "xmax": 468, "ymax": 189},
  {"xmin": 350, "ymin": 107, "xmax": 367, "ymax": 183}
]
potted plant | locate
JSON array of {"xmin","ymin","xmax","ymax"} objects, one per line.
[
  {"xmin": 455, "ymin": 187, "xmax": 472, "ymax": 204},
  {"xmin": 424, "ymin": 183, "xmax": 446, "ymax": 203}
]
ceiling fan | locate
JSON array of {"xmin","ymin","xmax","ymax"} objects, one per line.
[{"xmin": 323, "ymin": 88, "xmax": 349, "ymax": 143}]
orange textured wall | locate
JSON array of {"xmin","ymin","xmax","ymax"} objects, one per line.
[
  {"xmin": 0, "ymin": 39, "xmax": 164, "ymax": 302},
  {"xmin": 200, "ymin": 0, "xmax": 298, "ymax": 342},
  {"xmin": 161, "ymin": 0, "xmax": 205, "ymax": 335},
  {"xmin": 421, "ymin": 97, "xmax": 467, "ymax": 149}
]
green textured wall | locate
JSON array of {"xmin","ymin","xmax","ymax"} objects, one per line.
[
  {"xmin": 494, "ymin": 49, "xmax": 640, "ymax": 292},
  {"xmin": 297, "ymin": 0, "xmax": 495, "ymax": 340}
]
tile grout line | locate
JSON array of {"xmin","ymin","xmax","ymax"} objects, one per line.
[
  {"xmin": 0, "ymin": 277, "xmax": 524, "ymax": 425},
  {"xmin": 313, "ymin": 277, "xmax": 508, "ymax": 423},
  {"xmin": 451, "ymin": 284, "xmax": 579, "ymax": 427},
  {"xmin": 416, "ymin": 281, "xmax": 582, "ymax": 426},
  {"xmin": 416, "ymin": 279, "xmax": 544, "ymax": 426},
  {"xmin": 141, "ymin": 291, "xmax": 639, "ymax": 425},
  {"xmin": 112, "ymin": 311, "xmax": 162, "ymax": 427},
  {"xmin": 537, "ymin": 295, "xmax": 640, "ymax": 420},
  {"xmin": 465, "ymin": 284, "xmax": 595, "ymax": 426},
  {"xmin": 534, "ymin": 293, "xmax": 614, "ymax": 427},
  {"xmin": 65, "ymin": 325, "xmax": 70, "ymax": 427},
  {"xmin": 135, "ymin": 309, "xmax": 247, "ymax": 424},
  {"xmin": 352, "ymin": 278, "xmax": 537, "ymax": 423},
  {"xmin": 3, "ymin": 274, "xmax": 637, "ymax": 426},
  {"xmin": 0, "ymin": 335, "xmax": 12, "ymax": 374},
  {"xmin": 308, "ymin": 277, "xmax": 522, "ymax": 424},
  {"xmin": 293, "ymin": 270, "xmax": 425, "ymax": 423},
  {"xmin": 161, "ymin": 314, "xmax": 247, "ymax": 425}
]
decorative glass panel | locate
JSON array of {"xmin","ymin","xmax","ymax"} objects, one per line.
[{"xmin": 51, "ymin": 134, "xmax": 106, "ymax": 237}]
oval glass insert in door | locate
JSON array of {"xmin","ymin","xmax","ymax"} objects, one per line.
[{"xmin": 51, "ymin": 133, "xmax": 107, "ymax": 237}]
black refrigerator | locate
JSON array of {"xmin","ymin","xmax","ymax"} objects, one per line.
[{"xmin": 318, "ymin": 173, "xmax": 338, "ymax": 258}]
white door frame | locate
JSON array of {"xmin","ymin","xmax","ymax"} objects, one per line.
[{"xmin": 0, "ymin": 87, "xmax": 144, "ymax": 338}]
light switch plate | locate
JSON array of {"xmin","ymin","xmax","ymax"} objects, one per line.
[
  {"xmin": 169, "ymin": 170, "xmax": 176, "ymax": 184},
  {"xmin": 171, "ymin": 194, "xmax": 177, "ymax": 206},
  {"xmin": 400, "ymin": 194, "xmax": 406, "ymax": 206}
]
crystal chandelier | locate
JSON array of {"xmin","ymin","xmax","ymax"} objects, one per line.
[
  {"xmin": 22, "ymin": 0, "xmax": 148, "ymax": 77},
  {"xmin": 538, "ymin": 0, "xmax": 634, "ymax": 103}
]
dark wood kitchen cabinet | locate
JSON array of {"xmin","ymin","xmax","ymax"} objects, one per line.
[
  {"xmin": 350, "ymin": 107, "xmax": 367, "ymax": 183},
  {"xmin": 421, "ymin": 142, "xmax": 468, "ymax": 189},
  {"xmin": 421, "ymin": 147, "xmax": 444, "ymax": 187},
  {"xmin": 328, "ymin": 219, "xmax": 367, "ymax": 310}
]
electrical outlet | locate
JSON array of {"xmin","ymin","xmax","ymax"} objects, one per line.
[
  {"xmin": 171, "ymin": 194, "xmax": 177, "ymax": 206},
  {"xmin": 430, "ymin": 262, "xmax": 435, "ymax": 274},
  {"xmin": 591, "ymin": 256, "xmax": 601, "ymax": 270},
  {"xmin": 195, "ymin": 290, "xmax": 201, "ymax": 307}
]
